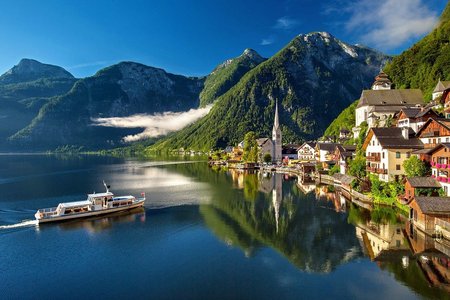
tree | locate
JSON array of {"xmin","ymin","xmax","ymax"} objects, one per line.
[
  {"xmin": 328, "ymin": 164, "xmax": 340, "ymax": 175},
  {"xmin": 403, "ymin": 156, "xmax": 429, "ymax": 177},
  {"xmin": 348, "ymin": 156, "xmax": 366, "ymax": 179},
  {"xmin": 263, "ymin": 153, "xmax": 272, "ymax": 163},
  {"xmin": 243, "ymin": 131, "xmax": 259, "ymax": 163}
]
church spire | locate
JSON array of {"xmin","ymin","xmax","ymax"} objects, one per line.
[
  {"xmin": 273, "ymin": 100, "xmax": 280, "ymax": 131},
  {"xmin": 272, "ymin": 100, "xmax": 282, "ymax": 162}
]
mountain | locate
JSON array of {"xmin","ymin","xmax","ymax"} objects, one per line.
[
  {"xmin": 0, "ymin": 59, "xmax": 77, "ymax": 147},
  {"xmin": 8, "ymin": 62, "xmax": 204, "ymax": 150},
  {"xmin": 200, "ymin": 49, "xmax": 265, "ymax": 106},
  {"xmin": 151, "ymin": 32, "xmax": 389, "ymax": 151},
  {"xmin": 324, "ymin": 3, "xmax": 450, "ymax": 140},
  {"xmin": 323, "ymin": 99, "xmax": 358, "ymax": 139},
  {"xmin": 384, "ymin": 2, "xmax": 450, "ymax": 99},
  {"xmin": 0, "ymin": 58, "xmax": 74, "ymax": 84}
]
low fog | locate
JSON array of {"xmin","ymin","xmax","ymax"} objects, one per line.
[{"xmin": 92, "ymin": 105, "xmax": 212, "ymax": 142}]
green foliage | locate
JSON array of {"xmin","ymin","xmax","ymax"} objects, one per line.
[
  {"xmin": 348, "ymin": 155, "xmax": 366, "ymax": 179},
  {"xmin": 150, "ymin": 34, "xmax": 388, "ymax": 152},
  {"xmin": 263, "ymin": 153, "xmax": 272, "ymax": 163},
  {"xmin": 369, "ymin": 174, "xmax": 404, "ymax": 206},
  {"xmin": 323, "ymin": 99, "xmax": 358, "ymax": 139},
  {"xmin": 328, "ymin": 164, "xmax": 340, "ymax": 176},
  {"xmin": 242, "ymin": 131, "xmax": 259, "ymax": 163},
  {"xmin": 402, "ymin": 156, "xmax": 429, "ymax": 177},
  {"xmin": 200, "ymin": 50, "xmax": 264, "ymax": 106},
  {"xmin": 384, "ymin": 3, "xmax": 450, "ymax": 99}
]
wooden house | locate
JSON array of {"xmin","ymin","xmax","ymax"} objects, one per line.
[
  {"xmin": 409, "ymin": 196, "xmax": 450, "ymax": 232},
  {"xmin": 396, "ymin": 106, "xmax": 439, "ymax": 133},
  {"xmin": 416, "ymin": 118, "xmax": 450, "ymax": 149},
  {"xmin": 403, "ymin": 177, "xmax": 441, "ymax": 203}
]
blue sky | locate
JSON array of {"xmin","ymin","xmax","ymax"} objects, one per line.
[{"xmin": 0, "ymin": 0, "xmax": 447, "ymax": 78}]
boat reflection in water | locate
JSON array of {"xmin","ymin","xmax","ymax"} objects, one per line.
[{"xmin": 39, "ymin": 207, "xmax": 146, "ymax": 233}]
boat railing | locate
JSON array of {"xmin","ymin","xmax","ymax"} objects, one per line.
[{"xmin": 37, "ymin": 207, "xmax": 58, "ymax": 216}]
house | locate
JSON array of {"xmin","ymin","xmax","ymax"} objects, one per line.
[
  {"xmin": 282, "ymin": 144, "xmax": 300, "ymax": 160},
  {"xmin": 396, "ymin": 106, "xmax": 439, "ymax": 133},
  {"xmin": 355, "ymin": 89, "xmax": 425, "ymax": 129},
  {"xmin": 442, "ymin": 88, "xmax": 450, "ymax": 118},
  {"xmin": 429, "ymin": 143, "xmax": 450, "ymax": 196},
  {"xmin": 432, "ymin": 80, "xmax": 450, "ymax": 101},
  {"xmin": 339, "ymin": 129, "xmax": 351, "ymax": 140},
  {"xmin": 363, "ymin": 127, "xmax": 423, "ymax": 182},
  {"xmin": 403, "ymin": 177, "xmax": 441, "ymax": 203},
  {"xmin": 297, "ymin": 142, "xmax": 316, "ymax": 161},
  {"xmin": 416, "ymin": 118, "xmax": 450, "ymax": 149},
  {"xmin": 315, "ymin": 143, "xmax": 339, "ymax": 162},
  {"xmin": 333, "ymin": 145, "xmax": 356, "ymax": 174},
  {"xmin": 408, "ymin": 196, "xmax": 450, "ymax": 233},
  {"xmin": 256, "ymin": 138, "xmax": 274, "ymax": 162}
]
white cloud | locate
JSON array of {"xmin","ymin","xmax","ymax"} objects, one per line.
[
  {"xmin": 344, "ymin": 0, "xmax": 439, "ymax": 50},
  {"xmin": 92, "ymin": 105, "xmax": 212, "ymax": 142},
  {"xmin": 273, "ymin": 16, "xmax": 299, "ymax": 30},
  {"xmin": 67, "ymin": 60, "xmax": 115, "ymax": 70},
  {"xmin": 260, "ymin": 37, "xmax": 275, "ymax": 45}
]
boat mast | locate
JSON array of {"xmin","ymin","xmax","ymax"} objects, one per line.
[{"xmin": 103, "ymin": 180, "xmax": 110, "ymax": 193}]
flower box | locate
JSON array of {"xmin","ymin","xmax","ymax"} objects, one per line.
[
  {"xmin": 432, "ymin": 175, "xmax": 435, "ymax": 178},
  {"xmin": 437, "ymin": 164, "xmax": 442, "ymax": 168},
  {"xmin": 431, "ymin": 161, "xmax": 436, "ymax": 166}
]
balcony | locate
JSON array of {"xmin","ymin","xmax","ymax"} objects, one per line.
[
  {"xmin": 366, "ymin": 154, "xmax": 381, "ymax": 162},
  {"xmin": 376, "ymin": 168, "xmax": 387, "ymax": 174},
  {"xmin": 436, "ymin": 176, "xmax": 450, "ymax": 183},
  {"xmin": 366, "ymin": 166, "xmax": 376, "ymax": 172}
]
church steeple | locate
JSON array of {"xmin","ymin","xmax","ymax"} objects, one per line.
[{"xmin": 272, "ymin": 100, "xmax": 282, "ymax": 162}]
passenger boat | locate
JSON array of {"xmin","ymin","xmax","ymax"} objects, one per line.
[{"xmin": 35, "ymin": 182, "xmax": 146, "ymax": 224}]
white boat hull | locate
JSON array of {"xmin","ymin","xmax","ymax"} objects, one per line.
[{"xmin": 36, "ymin": 199, "xmax": 145, "ymax": 224}]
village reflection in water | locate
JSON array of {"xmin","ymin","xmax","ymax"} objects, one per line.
[{"xmin": 210, "ymin": 167, "xmax": 450, "ymax": 295}]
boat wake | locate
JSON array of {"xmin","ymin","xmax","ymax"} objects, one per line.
[{"xmin": 0, "ymin": 220, "xmax": 38, "ymax": 230}]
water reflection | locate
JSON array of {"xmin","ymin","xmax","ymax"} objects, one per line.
[{"xmin": 201, "ymin": 169, "xmax": 363, "ymax": 273}]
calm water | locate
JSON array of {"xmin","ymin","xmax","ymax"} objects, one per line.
[{"xmin": 0, "ymin": 155, "xmax": 449, "ymax": 299}]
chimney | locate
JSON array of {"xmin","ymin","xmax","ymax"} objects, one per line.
[{"xmin": 402, "ymin": 127, "xmax": 409, "ymax": 140}]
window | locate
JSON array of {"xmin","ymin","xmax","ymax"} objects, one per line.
[
  {"xmin": 396, "ymin": 164, "xmax": 401, "ymax": 170},
  {"xmin": 382, "ymin": 152, "xmax": 385, "ymax": 159},
  {"xmin": 406, "ymin": 152, "xmax": 411, "ymax": 158},
  {"xmin": 396, "ymin": 152, "xmax": 400, "ymax": 158}
]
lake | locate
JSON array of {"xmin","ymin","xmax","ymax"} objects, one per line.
[{"xmin": 0, "ymin": 155, "xmax": 449, "ymax": 299}]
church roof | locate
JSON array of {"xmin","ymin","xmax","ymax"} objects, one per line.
[
  {"xmin": 433, "ymin": 80, "xmax": 450, "ymax": 93},
  {"xmin": 357, "ymin": 89, "xmax": 424, "ymax": 108},
  {"xmin": 273, "ymin": 101, "xmax": 280, "ymax": 131}
]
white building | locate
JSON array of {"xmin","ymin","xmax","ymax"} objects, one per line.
[
  {"xmin": 257, "ymin": 138, "xmax": 274, "ymax": 162},
  {"xmin": 297, "ymin": 142, "xmax": 316, "ymax": 161},
  {"xmin": 272, "ymin": 102, "xmax": 282, "ymax": 162},
  {"xmin": 353, "ymin": 71, "xmax": 425, "ymax": 138},
  {"xmin": 363, "ymin": 127, "xmax": 423, "ymax": 182},
  {"xmin": 432, "ymin": 80, "xmax": 450, "ymax": 101}
]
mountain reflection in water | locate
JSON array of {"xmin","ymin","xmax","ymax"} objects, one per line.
[{"xmin": 204, "ymin": 168, "xmax": 450, "ymax": 297}]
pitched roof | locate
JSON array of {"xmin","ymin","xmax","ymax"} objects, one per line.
[
  {"xmin": 427, "ymin": 143, "xmax": 450, "ymax": 155},
  {"xmin": 298, "ymin": 141, "xmax": 316, "ymax": 150},
  {"xmin": 416, "ymin": 118, "xmax": 450, "ymax": 137},
  {"xmin": 406, "ymin": 177, "xmax": 441, "ymax": 188},
  {"xmin": 433, "ymin": 80, "xmax": 450, "ymax": 93},
  {"xmin": 333, "ymin": 173, "xmax": 356, "ymax": 185},
  {"xmin": 414, "ymin": 197, "xmax": 450, "ymax": 214},
  {"xmin": 256, "ymin": 138, "xmax": 272, "ymax": 147},
  {"xmin": 399, "ymin": 107, "xmax": 436, "ymax": 119},
  {"xmin": 369, "ymin": 127, "xmax": 423, "ymax": 149},
  {"xmin": 317, "ymin": 142, "xmax": 340, "ymax": 152},
  {"xmin": 357, "ymin": 89, "xmax": 424, "ymax": 108}
]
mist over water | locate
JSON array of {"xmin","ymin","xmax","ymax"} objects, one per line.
[{"xmin": 92, "ymin": 105, "xmax": 213, "ymax": 142}]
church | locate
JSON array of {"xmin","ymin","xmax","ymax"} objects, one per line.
[{"xmin": 272, "ymin": 101, "xmax": 282, "ymax": 162}]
